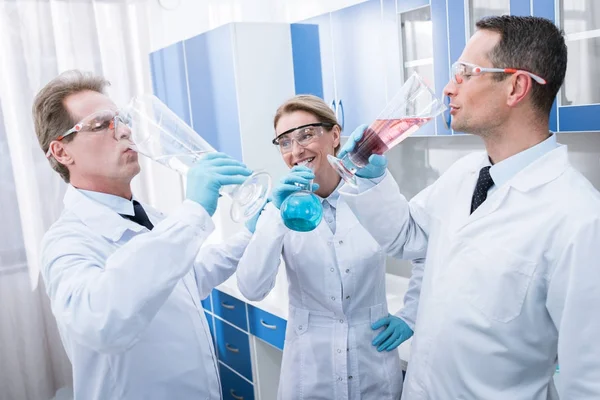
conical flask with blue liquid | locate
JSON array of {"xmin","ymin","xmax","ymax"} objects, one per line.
[{"xmin": 280, "ymin": 166, "xmax": 323, "ymax": 232}]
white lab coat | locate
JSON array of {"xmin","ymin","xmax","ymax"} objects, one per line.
[
  {"xmin": 341, "ymin": 146, "xmax": 600, "ymax": 400},
  {"xmin": 41, "ymin": 186, "xmax": 251, "ymax": 400},
  {"xmin": 236, "ymin": 197, "xmax": 403, "ymax": 400}
]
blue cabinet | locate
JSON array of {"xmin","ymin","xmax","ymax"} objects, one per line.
[
  {"xmin": 219, "ymin": 363, "xmax": 255, "ymax": 400},
  {"xmin": 215, "ymin": 318, "xmax": 253, "ymax": 381},
  {"xmin": 294, "ymin": 0, "xmax": 388, "ymax": 134},
  {"xmin": 532, "ymin": 0, "xmax": 599, "ymax": 132},
  {"xmin": 331, "ymin": 0, "xmax": 388, "ymax": 133},
  {"xmin": 248, "ymin": 305, "xmax": 287, "ymax": 350},
  {"xmin": 213, "ymin": 289, "xmax": 249, "ymax": 331},
  {"xmin": 293, "ymin": 13, "xmax": 337, "ymax": 113},
  {"xmin": 149, "ymin": 42, "xmax": 191, "ymax": 126}
]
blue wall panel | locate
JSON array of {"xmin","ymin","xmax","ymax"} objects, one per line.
[{"xmin": 290, "ymin": 24, "xmax": 324, "ymax": 99}]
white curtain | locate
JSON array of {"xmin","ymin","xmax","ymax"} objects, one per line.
[{"xmin": 0, "ymin": 1, "xmax": 183, "ymax": 399}]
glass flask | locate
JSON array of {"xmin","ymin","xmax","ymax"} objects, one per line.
[
  {"xmin": 327, "ymin": 73, "xmax": 446, "ymax": 188},
  {"xmin": 123, "ymin": 94, "xmax": 272, "ymax": 222}
]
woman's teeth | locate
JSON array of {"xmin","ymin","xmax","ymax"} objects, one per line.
[{"xmin": 297, "ymin": 157, "xmax": 315, "ymax": 166}]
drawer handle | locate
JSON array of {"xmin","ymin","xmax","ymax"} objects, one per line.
[
  {"xmin": 230, "ymin": 389, "xmax": 244, "ymax": 400},
  {"xmin": 225, "ymin": 343, "xmax": 240, "ymax": 353},
  {"xmin": 260, "ymin": 319, "xmax": 277, "ymax": 330},
  {"xmin": 221, "ymin": 302, "xmax": 235, "ymax": 310}
]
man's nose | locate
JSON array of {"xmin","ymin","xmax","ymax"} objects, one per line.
[
  {"xmin": 115, "ymin": 119, "xmax": 132, "ymax": 140},
  {"xmin": 443, "ymin": 79, "xmax": 457, "ymax": 98}
]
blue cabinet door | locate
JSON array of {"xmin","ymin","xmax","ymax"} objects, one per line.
[
  {"xmin": 149, "ymin": 42, "xmax": 191, "ymax": 126},
  {"xmin": 219, "ymin": 363, "xmax": 255, "ymax": 400},
  {"xmin": 331, "ymin": 0, "xmax": 387, "ymax": 134},
  {"xmin": 184, "ymin": 26, "xmax": 243, "ymax": 160}
]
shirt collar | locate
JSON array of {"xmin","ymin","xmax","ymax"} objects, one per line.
[
  {"xmin": 78, "ymin": 188, "xmax": 136, "ymax": 216},
  {"xmin": 488, "ymin": 133, "xmax": 559, "ymax": 189},
  {"xmin": 319, "ymin": 178, "xmax": 344, "ymax": 209}
]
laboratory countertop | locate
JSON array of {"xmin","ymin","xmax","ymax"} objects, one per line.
[{"xmin": 216, "ymin": 272, "xmax": 412, "ymax": 369}]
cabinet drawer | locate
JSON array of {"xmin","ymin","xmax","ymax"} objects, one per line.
[
  {"xmin": 201, "ymin": 291, "xmax": 212, "ymax": 311},
  {"xmin": 219, "ymin": 363, "xmax": 254, "ymax": 400},
  {"xmin": 213, "ymin": 290, "xmax": 248, "ymax": 331},
  {"xmin": 215, "ymin": 318, "xmax": 252, "ymax": 381},
  {"xmin": 248, "ymin": 305, "xmax": 287, "ymax": 350}
]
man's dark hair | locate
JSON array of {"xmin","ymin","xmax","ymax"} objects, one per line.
[{"xmin": 476, "ymin": 15, "xmax": 567, "ymax": 118}]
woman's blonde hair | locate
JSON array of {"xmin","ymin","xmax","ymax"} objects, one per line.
[{"xmin": 273, "ymin": 95, "xmax": 342, "ymax": 154}]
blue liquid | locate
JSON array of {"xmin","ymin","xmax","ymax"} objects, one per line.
[{"xmin": 280, "ymin": 191, "xmax": 323, "ymax": 232}]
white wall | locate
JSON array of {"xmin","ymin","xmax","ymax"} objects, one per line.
[{"xmin": 145, "ymin": 0, "xmax": 369, "ymax": 52}]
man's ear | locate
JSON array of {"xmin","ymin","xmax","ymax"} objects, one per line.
[{"xmin": 49, "ymin": 141, "xmax": 74, "ymax": 166}]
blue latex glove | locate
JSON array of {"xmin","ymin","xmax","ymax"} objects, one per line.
[
  {"xmin": 245, "ymin": 199, "xmax": 271, "ymax": 233},
  {"xmin": 371, "ymin": 314, "xmax": 414, "ymax": 352},
  {"xmin": 186, "ymin": 152, "xmax": 252, "ymax": 216},
  {"xmin": 338, "ymin": 124, "xmax": 388, "ymax": 179},
  {"xmin": 271, "ymin": 166, "xmax": 320, "ymax": 209}
]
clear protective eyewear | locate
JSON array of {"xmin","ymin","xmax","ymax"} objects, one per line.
[
  {"xmin": 45, "ymin": 109, "xmax": 131, "ymax": 158},
  {"xmin": 451, "ymin": 61, "xmax": 547, "ymax": 85},
  {"xmin": 272, "ymin": 122, "xmax": 334, "ymax": 154}
]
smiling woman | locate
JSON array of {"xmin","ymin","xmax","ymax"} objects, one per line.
[
  {"xmin": 235, "ymin": 93, "xmax": 408, "ymax": 399},
  {"xmin": 272, "ymin": 95, "xmax": 342, "ymax": 199}
]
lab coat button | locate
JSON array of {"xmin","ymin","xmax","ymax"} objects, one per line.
[
  {"xmin": 337, "ymin": 349, "xmax": 342, "ymax": 353},
  {"xmin": 331, "ymin": 296, "xmax": 336, "ymax": 301},
  {"xmin": 298, "ymin": 325, "xmax": 303, "ymax": 330},
  {"xmin": 338, "ymin": 240, "xmax": 344, "ymax": 245},
  {"xmin": 330, "ymin": 268, "xmax": 334, "ymax": 272},
  {"xmin": 339, "ymin": 319, "xmax": 344, "ymax": 323},
  {"xmin": 348, "ymin": 376, "xmax": 353, "ymax": 380},
  {"xmin": 345, "ymin": 295, "xmax": 350, "ymax": 300},
  {"xmin": 345, "ymin": 269, "xmax": 350, "ymax": 273},
  {"xmin": 337, "ymin": 377, "xmax": 343, "ymax": 381}
]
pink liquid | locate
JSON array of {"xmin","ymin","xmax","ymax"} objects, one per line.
[{"xmin": 348, "ymin": 117, "xmax": 431, "ymax": 168}]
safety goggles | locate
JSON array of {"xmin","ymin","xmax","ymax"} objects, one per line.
[
  {"xmin": 451, "ymin": 61, "xmax": 547, "ymax": 85},
  {"xmin": 45, "ymin": 109, "xmax": 131, "ymax": 158},
  {"xmin": 272, "ymin": 122, "xmax": 334, "ymax": 154}
]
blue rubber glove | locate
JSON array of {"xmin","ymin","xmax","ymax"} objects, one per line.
[
  {"xmin": 186, "ymin": 152, "xmax": 252, "ymax": 216},
  {"xmin": 338, "ymin": 124, "xmax": 388, "ymax": 179},
  {"xmin": 245, "ymin": 199, "xmax": 270, "ymax": 233},
  {"xmin": 371, "ymin": 314, "xmax": 414, "ymax": 352},
  {"xmin": 271, "ymin": 166, "xmax": 320, "ymax": 209}
]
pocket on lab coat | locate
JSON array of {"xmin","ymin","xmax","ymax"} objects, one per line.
[{"xmin": 462, "ymin": 244, "xmax": 536, "ymax": 323}]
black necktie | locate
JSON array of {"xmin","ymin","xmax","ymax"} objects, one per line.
[
  {"xmin": 470, "ymin": 166, "xmax": 494, "ymax": 214},
  {"xmin": 121, "ymin": 200, "xmax": 154, "ymax": 230}
]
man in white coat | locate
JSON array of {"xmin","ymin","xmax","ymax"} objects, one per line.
[
  {"xmin": 34, "ymin": 70, "xmax": 255, "ymax": 399},
  {"xmin": 339, "ymin": 16, "xmax": 600, "ymax": 399}
]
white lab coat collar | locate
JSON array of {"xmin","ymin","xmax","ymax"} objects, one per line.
[
  {"xmin": 489, "ymin": 133, "xmax": 559, "ymax": 189},
  {"xmin": 63, "ymin": 186, "xmax": 147, "ymax": 241},
  {"xmin": 78, "ymin": 188, "xmax": 136, "ymax": 216},
  {"xmin": 468, "ymin": 144, "xmax": 569, "ymax": 193}
]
